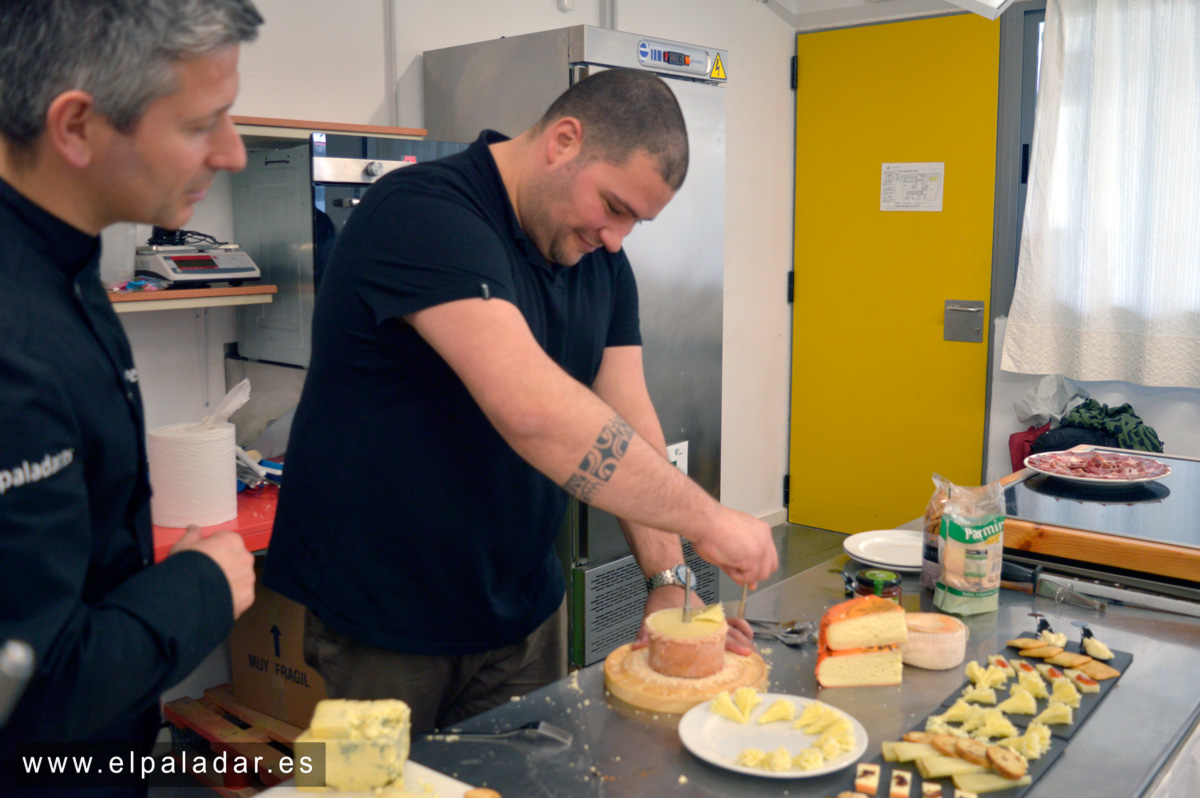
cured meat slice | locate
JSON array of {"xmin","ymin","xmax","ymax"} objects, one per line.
[{"xmin": 1026, "ymin": 451, "xmax": 1169, "ymax": 480}]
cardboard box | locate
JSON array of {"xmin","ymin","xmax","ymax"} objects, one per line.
[{"xmin": 229, "ymin": 564, "xmax": 326, "ymax": 728}]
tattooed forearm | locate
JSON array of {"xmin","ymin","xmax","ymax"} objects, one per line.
[{"xmin": 562, "ymin": 415, "xmax": 634, "ymax": 503}]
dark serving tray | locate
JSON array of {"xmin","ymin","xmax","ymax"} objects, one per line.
[{"xmin": 832, "ymin": 630, "xmax": 1131, "ymax": 796}]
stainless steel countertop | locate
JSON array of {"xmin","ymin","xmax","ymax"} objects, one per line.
[{"xmin": 410, "ymin": 552, "xmax": 1200, "ymax": 797}]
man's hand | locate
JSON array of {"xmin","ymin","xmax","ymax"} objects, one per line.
[
  {"xmin": 630, "ymin": 588, "xmax": 755, "ymax": 656},
  {"xmin": 689, "ymin": 509, "xmax": 778, "ymax": 590},
  {"xmin": 170, "ymin": 525, "xmax": 256, "ymax": 620}
]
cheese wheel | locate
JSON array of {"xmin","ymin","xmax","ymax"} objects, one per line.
[
  {"xmin": 603, "ymin": 644, "xmax": 769, "ymax": 714},
  {"xmin": 819, "ymin": 595, "xmax": 908, "ymax": 651},
  {"xmin": 816, "ymin": 645, "xmax": 903, "ymax": 688},
  {"xmin": 646, "ymin": 605, "xmax": 727, "ymax": 678},
  {"xmin": 900, "ymin": 613, "xmax": 968, "ymax": 670},
  {"xmin": 816, "ymin": 595, "xmax": 907, "ymax": 688}
]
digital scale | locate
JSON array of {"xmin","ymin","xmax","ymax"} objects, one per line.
[{"xmin": 134, "ymin": 244, "xmax": 261, "ymax": 286}]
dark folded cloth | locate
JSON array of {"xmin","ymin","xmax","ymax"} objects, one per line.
[
  {"xmin": 1059, "ymin": 399, "xmax": 1164, "ymax": 452},
  {"xmin": 1030, "ymin": 425, "xmax": 1120, "ymax": 456}
]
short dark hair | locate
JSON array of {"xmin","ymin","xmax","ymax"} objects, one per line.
[
  {"xmin": 534, "ymin": 68, "xmax": 689, "ymax": 191},
  {"xmin": 0, "ymin": 0, "xmax": 263, "ymax": 152}
]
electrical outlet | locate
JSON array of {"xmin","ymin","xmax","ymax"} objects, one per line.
[{"xmin": 666, "ymin": 441, "xmax": 688, "ymax": 475}]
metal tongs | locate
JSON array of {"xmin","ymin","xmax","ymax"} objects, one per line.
[
  {"xmin": 747, "ymin": 619, "xmax": 818, "ymax": 646},
  {"xmin": 418, "ymin": 721, "xmax": 573, "ymax": 747}
]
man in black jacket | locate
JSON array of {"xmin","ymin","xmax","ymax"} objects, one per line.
[{"xmin": 0, "ymin": 1, "xmax": 263, "ymax": 794}]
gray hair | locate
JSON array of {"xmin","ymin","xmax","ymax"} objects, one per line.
[
  {"xmin": 0, "ymin": 0, "xmax": 263, "ymax": 151},
  {"xmin": 533, "ymin": 68, "xmax": 689, "ymax": 191}
]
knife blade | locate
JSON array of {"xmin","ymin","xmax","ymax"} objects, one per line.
[{"xmin": 1035, "ymin": 574, "xmax": 1107, "ymax": 611}]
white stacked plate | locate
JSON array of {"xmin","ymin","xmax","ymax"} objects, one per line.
[{"xmin": 843, "ymin": 529, "xmax": 923, "ymax": 573}]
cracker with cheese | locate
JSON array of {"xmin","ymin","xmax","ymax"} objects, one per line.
[
  {"xmin": 1006, "ymin": 637, "xmax": 1043, "ymax": 650},
  {"xmin": 1017, "ymin": 645, "xmax": 1063, "ymax": 659},
  {"xmin": 1077, "ymin": 659, "xmax": 1122, "ymax": 681},
  {"xmin": 986, "ymin": 744, "xmax": 1029, "ymax": 779},
  {"xmin": 1044, "ymin": 651, "xmax": 1092, "ymax": 669}
]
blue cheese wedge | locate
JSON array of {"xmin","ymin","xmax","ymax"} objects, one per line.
[{"xmin": 295, "ymin": 698, "xmax": 411, "ymax": 792}]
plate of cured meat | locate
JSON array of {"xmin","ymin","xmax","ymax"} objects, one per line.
[{"xmin": 1024, "ymin": 450, "xmax": 1171, "ymax": 486}]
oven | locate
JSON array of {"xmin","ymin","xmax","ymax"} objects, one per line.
[{"xmin": 232, "ymin": 132, "xmax": 466, "ymax": 368}]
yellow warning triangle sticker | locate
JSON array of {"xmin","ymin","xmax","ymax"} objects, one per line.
[{"xmin": 710, "ymin": 53, "xmax": 726, "ymax": 81}]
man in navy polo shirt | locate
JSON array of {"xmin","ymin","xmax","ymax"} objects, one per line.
[
  {"xmin": 0, "ymin": 2, "xmax": 261, "ymax": 793},
  {"xmin": 264, "ymin": 69, "xmax": 778, "ymax": 732}
]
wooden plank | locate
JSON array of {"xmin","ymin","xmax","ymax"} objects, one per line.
[
  {"xmin": 112, "ymin": 293, "xmax": 273, "ymax": 314},
  {"xmin": 1004, "ymin": 517, "xmax": 1200, "ymax": 582},
  {"xmin": 232, "ymin": 114, "xmax": 427, "ymax": 137},
  {"xmin": 109, "ymin": 284, "xmax": 277, "ymax": 303},
  {"xmin": 205, "ymin": 684, "xmax": 305, "ymax": 747},
  {"xmin": 163, "ymin": 696, "xmax": 289, "ymax": 787},
  {"xmin": 164, "ymin": 696, "xmax": 269, "ymax": 746}
]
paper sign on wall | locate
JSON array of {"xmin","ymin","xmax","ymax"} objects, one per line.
[{"xmin": 880, "ymin": 162, "xmax": 944, "ymax": 211}]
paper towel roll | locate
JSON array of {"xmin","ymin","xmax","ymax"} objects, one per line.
[{"xmin": 147, "ymin": 421, "xmax": 237, "ymax": 528}]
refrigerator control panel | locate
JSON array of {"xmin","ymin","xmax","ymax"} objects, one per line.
[{"xmin": 637, "ymin": 39, "xmax": 723, "ymax": 81}]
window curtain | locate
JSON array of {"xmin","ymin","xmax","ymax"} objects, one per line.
[{"xmin": 1001, "ymin": 0, "xmax": 1200, "ymax": 388}]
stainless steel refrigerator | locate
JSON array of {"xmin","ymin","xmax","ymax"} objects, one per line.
[{"xmin": 423, "ymin": 25, "xmax": 727, "ymax": 667}]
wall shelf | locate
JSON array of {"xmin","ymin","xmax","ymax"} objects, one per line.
[
  {"xmin": 109, "ymin": 284, "xmax": 276, "ymax": 314},
  {"xmin": 232, "ymin": 115, "xmax": 427, "ymax": 148},
  {"xmin": 152, "ymin": 485, "xmax": 277, "ymax": 562}
]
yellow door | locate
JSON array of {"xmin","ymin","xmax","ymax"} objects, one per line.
[{"xmin": 789, "ymin": 14, "xmax": 1000, "ymax": 533}]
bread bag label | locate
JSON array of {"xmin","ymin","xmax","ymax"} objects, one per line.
[{"xmin": 934, "ymin": 482, "xmax": 1004, "ymax": 616}]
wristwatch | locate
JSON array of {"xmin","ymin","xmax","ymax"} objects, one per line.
[{"xmin": 646, "ymin": 564, "xmax": 696, "ymax": 593}]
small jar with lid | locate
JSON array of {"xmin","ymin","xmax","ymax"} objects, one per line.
[{"xmin": 854, "ymin": 568, "xmax": 903, "ymax": 603}]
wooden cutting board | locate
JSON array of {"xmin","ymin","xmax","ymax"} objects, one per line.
[
  {"xmin": 604, "ymin": 644, "xmax": 769, "ymax": 714},
  {"xmin": 260, "ymin": 760, "xmax": 472, "ymax": 797}
]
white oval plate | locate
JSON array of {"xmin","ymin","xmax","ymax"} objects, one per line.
[
  {"xmin": 678, "ymin": 693, "xmax": 867, "ymax": 779},
  {"xmin": 843, "ymin": 529, "xmax": 923, "ymax": 572},
  {"xmin": 1024, "ymin": 454, "xmax": 1171, "ymax": 487}
]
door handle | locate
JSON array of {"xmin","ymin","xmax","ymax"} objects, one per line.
[{"xmin": 944, "ymin": 300, "xmax": 985, "ymax": 342}]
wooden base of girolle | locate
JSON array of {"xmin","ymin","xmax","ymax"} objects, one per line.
[{"xmin": 603, "ymin": 644, "xmax": 769, "ymax": 714}]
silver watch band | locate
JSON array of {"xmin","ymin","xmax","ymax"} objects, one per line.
[{"xmin": 646, "ymin": 565, "xmax": 695, "ymax": 592}]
